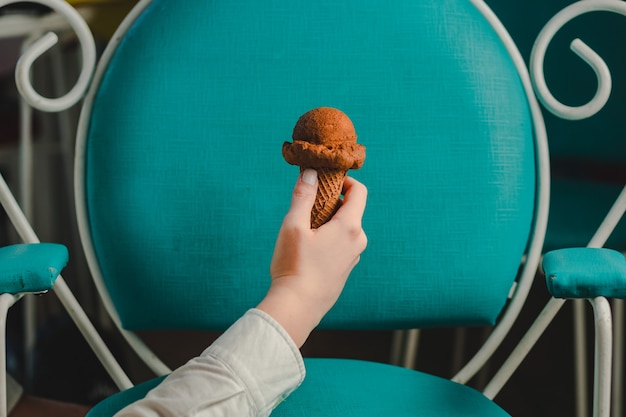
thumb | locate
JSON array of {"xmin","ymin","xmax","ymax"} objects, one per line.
[{"xmin": 285, "ymin": 169, "xmax": 318, "ymax": 226}]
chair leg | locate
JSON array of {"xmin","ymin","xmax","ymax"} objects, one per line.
[
  {"xmin": 574, "ymin": 298, "xmax": 589, "ymax": 417},
  {"xmin": 590, "ymin": 297, "xmax": 612, "ymax": 417},
  {"xmin": 0, "ymin": 293, "xmax": 18, "ymax": 417},
  {"xmin": 612, "ymin": 298, "xmax": 623, "ymax": 417},
  {"xmin": 389, "ymin": 330, "xmax": 403, "ymax": 366},
  {"xmin": 19, "ymin": 90, "xmax": 38, "ymax": 391},
  {"xmin": 402, "ymin": 329, "xmax": 420, "ymax": 369},
  {"xmin": 18, "ymin": 35, "xmax": 37, "ymax": 391},
  {"xmin": 389, "ymin": 329, "xmax": 420, "ymax": 369}
]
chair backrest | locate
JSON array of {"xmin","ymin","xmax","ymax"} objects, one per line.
[
  {"xmin": 75, "ymin": 0, "xmax": 539, "ymax": 333},
  {"xmin": 486, "ymin": 0, "xmax": 626, "ymax": 251}
]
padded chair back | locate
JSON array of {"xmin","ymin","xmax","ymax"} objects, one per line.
[{"xmin": 76, "ymin": 0, "xmax": 537, "ymax": 332}]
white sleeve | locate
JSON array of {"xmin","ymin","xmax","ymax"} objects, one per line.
[{"xmin": 114, "ymin": 309, "xmax": 305, "ymax": 417}]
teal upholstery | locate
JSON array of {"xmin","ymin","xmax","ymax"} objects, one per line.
[
  {"xmin": 87, "ymin": 376, "xmax": 166, "ymax": 417},
  {"xmin": 543, "ymin": 248, "xmax": 626, "ymax": 299},
  {"xmin": 78, "ymin": 0, "xmax": 538, "ymax": 415},
  {"xmin": 83, "ymin": 0, "xmax": 535, "ymax": 332},
  {"xmin": 0, "ymin": 243, "xmax": 68, "ymax": 294},
  {"xmin": 88, "ymin": 360, "xmax": 510, "ymax": 417},
  {"xmin": 272, "ymin": 359, "xmax": 509, "ymax": 417}
]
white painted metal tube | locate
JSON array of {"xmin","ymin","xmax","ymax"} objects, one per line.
[
  {"xmin": 482, "ymin": 297, "xmax": 566, "ymax": 399},
  {"xmin": 0, "ymin": 173, "xmax": 133, "ymax": 390},
  {"xmin": 18, "ymin": 34, "xmax": 37, "ymax": 390},
  {"xmin": 573, "ymin": 298, "xmax": 589, "ymax": 417},
  {"xmin": 591, "ymin": 297, "xmax": 612, "ymax": 417},
  {"xmin": 453, "ymin": 0, "xmax": 551, "ymax": 385},
  {"xmin": 529, "ymin": 0, "xmax": 626, "ymax": 121},
  {"xmin": 73, "ymin": 0, "xmax": 172, "ymax": 378},
  {"xmin": 482, "ymin": 185, "xmax": 626, "ymax": 399},
  {"xmin": 53, "ymin": 278, "xmax": 133, "ymax": 390},
  {"xmin": 588, "ymin": 186, "xmax": 626, "ymax": 250},
  {"xmin": 612, "ymin": 298, "xmax": 624, "ymax": 417},
  {"xmin": 0, "ymin": 0, "xmax": 96, "ymax": 112},
  {"xmin": 0, "ymin": 294, "xmax": 18, "ymax": 417}
]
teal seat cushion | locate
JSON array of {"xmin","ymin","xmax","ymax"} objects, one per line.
[
  {"xmin": 0, "ymin": 243, "xmax": 68, "ymax": 294},
  {"xmin": 86, "ymin": 360, "xmax": 509, "ymax": 417},
  {"xmin": 86, "ymin": 375, "xmax": 166, "ymax": 417},
  {"xmin": 273, "ymin": 359, "xmax": 509, "ymax": 416},
  {"xmin": 83, "ymin": 0, "xmax": 535, "ymax": 331}
]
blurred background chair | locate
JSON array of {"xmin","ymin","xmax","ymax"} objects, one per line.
[
  {"xmin": 0, "ymin": 240, "xmax": 68, "ymax": 417},
  {"xmin": 0, "ymin": 163, "xmax": 131, "ymax": 416},
  {"xmin": 484, "ymin": 2, "xmax": 626, "ymax": 416},
  {"xmin": 0, "ymin": 1, "xmax": 88, "ymax": 388},
  {"xmin": 0, "ymin": 219, "xmax": 68, "ymax": 417},
  {"xmin": 0, "ymin": 0, "xmax": 136, "ymax": 403}
]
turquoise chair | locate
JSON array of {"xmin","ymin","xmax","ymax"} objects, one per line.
[
  {"xmin": 0, "ymin": 242, "xmax": 68, "ymax": 416},
  {"xmin": 0, "ymin": 174, "xmax": 69, "ymax": 417},
  {"xmin": 54, "ymin": 0, "xmax": 610, "ymax": 415},
  {"xmin": 484, "ymin": 2, "xmax": 626, "ymax": 416}
]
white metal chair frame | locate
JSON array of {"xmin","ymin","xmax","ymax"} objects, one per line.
[
  {"xmin": 68, "ymin": 0, "xmax": 553, "ymax": 387},
  {"xmin": 0, "ymin": 5, "xmax": 130, "ymax": 417},
  {"xmin": 1, "ymin": 1, "xmax": 623, "ymax": 417},
  {"xmin": 0, "ymin": 172, "xmax": 132, "ymax": 417},
  {"xmin": 530, "ymin": 3, "xmax": 626, "ymax": 417},
  {"xmin": 402, "ymin": 2, "xmax": 626, "ymax": 416},
  {"xmin": 0, "ymin": 0, "xmax": 103, "ymax": 390}
]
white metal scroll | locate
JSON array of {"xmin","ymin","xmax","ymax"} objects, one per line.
[{"xmin": 0, "ymin": 0, "xmax": 96, "ymax": 112}]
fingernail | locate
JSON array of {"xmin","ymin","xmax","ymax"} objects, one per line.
[{"xmin": 301, "ymin": 169, "xmax": 317, "ymax": 185}]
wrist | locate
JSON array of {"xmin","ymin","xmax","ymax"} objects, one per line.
[{"xmin": 256, "ymin": 283, "xmax": 324, "ymax": 348}]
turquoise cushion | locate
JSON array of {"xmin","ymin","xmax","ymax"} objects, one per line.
[
  {"xmin": 86, "ymin": 375, "xmax": 166, "ymax": 417},
  {"xmin": 543, "ymin": 247, "xmax": 626, "ymax": 298},
  {"xmin": 86, "ymin": 360, "xmax": 509, "ymax": 417},
  {"xmin": 82, "ymin": 0, "xmax": 535, "ymax": 330},
  {"xmin": 0, "ymin": 243, "xmax": 68, "ymax": 294},
  {"xmin": 273, "ymin": 359, "xmax": 509, "ymax": 417}
]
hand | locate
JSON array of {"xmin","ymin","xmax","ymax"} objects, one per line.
[{"xmin": 257, "ymin": 169, "xmax": 368, "ymax": 347}]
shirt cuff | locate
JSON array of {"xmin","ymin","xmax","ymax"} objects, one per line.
[{"xmin": 207, "ymin": 308, "xmax": 306, "ymax": 414}]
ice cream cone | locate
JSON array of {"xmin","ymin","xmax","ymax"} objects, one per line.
[
  {"xmin": 310, "ymin": 167, "xmax": 348, "ymax": 228},
  {"xmin": 283, "ymin": 107, "xmax": 365, "ymax": 228}
]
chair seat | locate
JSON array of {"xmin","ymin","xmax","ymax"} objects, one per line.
[
  {"xmin": 0, "ymin": 243, "xmax": 68, "ymax": 294},
  {"xmin": 86, "ymin": 375, "xmax": 166, "ymax": 417},
  {"xmin": 543, "ymin": 247, "xmax": 626, "ymax": 299},
  {"xmin": 87, "ymin": 359, "xmax": 509, "ymax": 417},
  {"xmin": 273, "ymin": 359, "xmax": 509, "ymax": 417}
]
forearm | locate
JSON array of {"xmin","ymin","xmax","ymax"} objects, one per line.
[
  {"xmin": 256, "ymin": 284, "xmax": 324, "ymax": 348},
  {"xmin": 114, "ymin": 309, "xmax": 305, "ymax": 417}
]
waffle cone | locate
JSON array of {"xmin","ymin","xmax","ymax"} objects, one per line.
[{"xmin": 309, "ymin": 167, "xmax": 347, "ymax": 228}]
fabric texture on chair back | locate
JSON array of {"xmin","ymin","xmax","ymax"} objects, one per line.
[{"xmin": 79, "ymin": 0, "xmax": 536, "ymax": 331}]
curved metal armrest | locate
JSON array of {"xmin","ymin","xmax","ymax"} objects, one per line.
[
  {"xmin": 0, "ymin": 243, "xmax": 68, "ymax": 294},
  {"xmin": 543, "ymin": 248, "xmax": 626, "ymax": 299}
]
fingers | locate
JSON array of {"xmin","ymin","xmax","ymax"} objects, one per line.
[
  {"xmin": 284, "ymin": 169, "xmax": 318, "ymax": 227},
  {"xmin": 332, "ymin": 176, "xmax": 367, "ymax": 225}
]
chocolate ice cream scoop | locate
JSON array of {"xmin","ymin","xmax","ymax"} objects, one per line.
[
  {"xmin": 282, "ymin": 107, "xmax": 366, "ymax": 228},
  {"xmin": 283, "ymin": 107, "xmax": 365, "ymax": 170}
]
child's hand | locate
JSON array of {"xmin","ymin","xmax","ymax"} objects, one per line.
[{"xmin": 257, "ymin": 169, "xmax": 368, "ymax": 347}]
